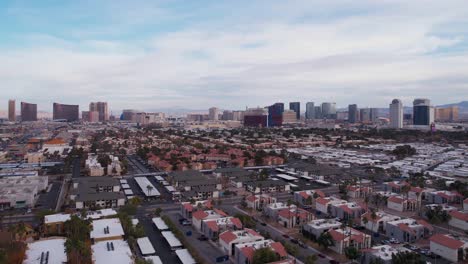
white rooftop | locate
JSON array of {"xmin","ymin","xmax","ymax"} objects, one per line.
[
  {"xmin": 161, "ymin": 231, "xmax": 183, "ymax": 248},
  {"xmin": 369, "ymin": 245, "xmax": 410, "ymax": 261},
  {"xmin": 175, "ymin": 249, "xmax": 196, "ymax": 264},
  {"xmin": 90, "ymin": 218, "xmax": 125, "ymax": 240},
  {"xmin": 86, "ymin": 208, "xmax": 118, "ymax": 220},
  {"xmin": 134, "ymin": 177, "xmax": 160, "ymax": 197},
  {"xmin": 44, "ymin": 213, "xmax": 71, "ymax": 224},
  {"xmin": 152, "ymin": 217, "xmax": 169, "ymax": 230},
  {"xmin": 145, "ymin": 256, "xmax": 163, "ymax": 264},
  {"xmin": 92, "ymin": 239, "xmax": 133, "ymax": 264},
  {"xmin": 23, "ymin": 238, "xmax": 67, "ymax": 264},
  {"xmin": 137, "ymin": 237, "xmax": 156, "ymax": 256}
]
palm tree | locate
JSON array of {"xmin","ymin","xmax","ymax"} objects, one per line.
[
  {"xmin": 401, "ymin": 184, "xmax": 411, "ymax": 201},
  {"xmin": 391, "ymin": 251, "xmax": 424, "ymax": 264},
  {"xmin": 146, "ymin": 185, "xmax": 154, "ymax": 196},
  {"xmin": 425, "ymin": 206, "xmax": 451, "ymax": 232},
  {"xmin": 317, "ymin": 232, "xmax": 334, "ymax": 250},
  {"xmin": 370, "ymin": 210, "xmax": 378, "ymax": 234},
  {"xmin": 344, "ymin": 246, "xmax": 360, "ymax": 263}
]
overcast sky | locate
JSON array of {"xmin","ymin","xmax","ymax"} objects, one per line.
[{"xmin": 1, "ymin": 0, "xmax": 468, "ymax": 112}]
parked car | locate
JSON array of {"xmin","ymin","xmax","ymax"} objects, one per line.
[
  {"xmin": 329, "ymin": 260, "xmax": 339, "ymax": 264},
  {"xmin": 318, "ymin": 254, "xmax": 325, "ymax": 258},
  {"xmin": 198, "ymin": 235, "xmax": 208, "ymax": 241},
  {"xmin": 290, "ymin": 238, "xmax": 298, "ymax": 244},
  {"xmin": 282, "ymin": 234, "xmax": 289, "ymax": 239},
  {"xmin": 260, "ymin": 222, "xmax": 267, "ymax": 226},
  {"xmin": 298, "ymin": 240, "xmax": 307, "ymax": 248}
]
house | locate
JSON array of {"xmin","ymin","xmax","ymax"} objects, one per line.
[
  {"xmin": 277, "ymin": 207, "xmax": 313, "ymax": 228},
  {"xmin": 385, "ymin": 218, "xmax": 433, "ymax": 243},
  {"xmin": 23, "ymin": 237, "xmax": 67, "ymax": 264},
  {"xmin": 180, "ymin": 200, "xmax": 213, "ymax": 219},
  {"xmin": 429, "ymin": 234, "xmax": 468, "ymax": 263},
  {"xmin": 427, "ymin": 190, "xmax": 463, "ymax": 204},
  {"xmin": 245, "ymin": 194, "xmax": 277, "ymax": 211},
  {"xmin": 347, "ymin": 185, "xmax": 372, "ymax": 199},
  {"xmin": 234, "ymin": 239, "xmax": 288, "ymax": 264},
  {"xmin": 293, "ymin": 190, "xmax": 325, "ymax": 207},
  {"xmin": 44, "ymin": 213, "xmax": 71, "ymax": 235},
  {"xmin": 263, "ymin": 203, "xmax": 295, "ymax": 219},
  {"xmin": 244, "ymin": 180, "xmax": 290, "ymax": 194},
  {"xmin": 70, "ymin": 177, "xmax": 125, "ymax": 209},
  {"xmin": 384, "ymin": 181, "xmax": 409, "ymax": 193},
  {"xmin": 328, "ymin": 228, "xmax": 372, "ymax": 254},
  {"xmin": 363, "ymin": 245, "xmax": 411, "ymax": 264},
  {"xmin": 408, "ymin": 187, "xmax": 434, "ymax": 201},
  {"xmin": 387, "ymin": 195, "xmax": 417, "ymax": 212},
  {"xmin": 191, "ymin": 209, "xmax": 228, "ymax": 232},
  {"xmin": 449, "ymin": 211, "xmax": 468, "ymax": 231},
  {"xmin": 329, "ymin": 202, "xmax": 365, "ymax": 220},
  {"xmin": 302, "ymin": 219, "xmax": 341, "ymax": 240},
  {"xmin": 315, "ymin": 197, "xmax": 347, "ymax": 216},
  {"xmin": 90, "ymin": 218, "xmax": 125, "ymax": 242},
  {"xmin": 201, "ymin": 217, "xmax": 243, "ymax": 240},
  {"xmin": 361, "ymin": 211, "xmax": 401, "ymax": 233},
  {"xmin": 219, "ymin": 229, "xmax": 264, "ymax": 256}
]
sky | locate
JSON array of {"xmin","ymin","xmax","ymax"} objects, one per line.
[{"xmin": 1, "ymin": 0, "xmax": 468, "ymax": 113}]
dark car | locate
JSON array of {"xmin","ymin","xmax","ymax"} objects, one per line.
[
  {"xmin": 260, "ymin": 222, "xmax": 267, "ymax": 226},
  {"xmin": 318, "ymin": 254, "xmax": 325, "ymax": 258},
  {"xmin": 290, "ymin": 238, "xmax": 298, "ymax": 244},
  {"xmin": 329, "ymin": 260, "xmax": 339, "ymax": 264},
  {"xmin": 282, "ymin": 234, "xmax": 289, "ymax": 239},
  {"xmin": 198, "ymin": 235, "xmax": 208, "ymax": 241},
  {"xmin": 298, "ymin": 240, "xmax": 307, "ymax": 248}
]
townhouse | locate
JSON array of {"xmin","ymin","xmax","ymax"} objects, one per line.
[
  {"xmin": 245, "ymin": 194, "xmax": 277, "ymax": 211},
  {"xmin": 219, "ymin": 229, "xmax": 264, "ymax": 256},
  {"xmin": 328, "ymin": 228, "xmax": 372, "ymax": 254},
  {"xmin": 385, "ymin": 218, "xmax": 433, "ymax": 243},
  {"xmin": 430, "ymin": 234, "xmax": 468, "ymax": 263},
  {"xmin": 302, "ymin": 219, "xmax": 341, "ymax": 240}
]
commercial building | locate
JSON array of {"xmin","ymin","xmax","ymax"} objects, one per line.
[
  {"xmin": 305, "ymin": 102, "xmax": 315, "ymax": 120},
  {"xmin": 348, "ymin": 104, "xmax": 358, "ymax": 123},
  {"xmin": 209, "ymin": 107, "xmax": 219, "ymax": 121},
  {"xmin": 282, "ymin": 110, "xmax": 298, "ymax": 123},
  {"xmin": 8, "ymin": 99, "xmax": 15, "ymax": 121},
  {"xmin": 21, "ymin": 101, "xmax": 37, "ymax": 121},
  {"xmin": 360, "ymin": 108, "xmax": 371, "ymax": 123},
  {"xmin": 243, "ymin": 107, "xmax": 268, "ymax": 127},
  {"xmin": 89, "ymin": 102, "xmax": 109, "ymax": 122},
  {"xmin": 23, "ymin": 238, "xmax": 67, "ymax": 264},
  {"xmin": 314, "ymin": 106, "xmax": 322, "ymax": 119},
  {"xmin": 0, "ymin": 173, "xmax": 48, "ymax": 209},
  {"xmin": 413, "ymin": 98, "xmax": 434, "ymax": 126},
  {"xmin": 389, "ymin": 99, "xmax": 403, "ymax": 128},
  {"xmin": 370, "ymin": 108, "xmax": 379, "ymax": 123},
  {"xmin": 121, "ymin": 109, "xmax": 138, "ymax": 121},
  {"xmin": 435, "ymin": 106, "xmax": 458, "ymax": 122},
  {"xmin": 268, "ymin": 103, "xmax": 284, "ymax": 127},
  {"xmin": 289, "ymin": 102, "xmax": 300, "ymax": 120},
  {"xmin": 90, "ymin": 218, "xmax": 125, "ymax": 242},
  {"xmin": 92, "ymin": 239, "xmax": 133, "ymax": 264},
  {"xmin": 321, "ymin": 102, "xmax": 336, "ymax": 119},
  {"xmin": 53, "ymin": 102, "xmax": 79, "ymax": 121}
]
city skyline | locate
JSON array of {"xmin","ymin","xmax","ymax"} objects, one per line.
[{"xmin": 1, "ymin": 1, "xmax": 468, "ymax": 110}]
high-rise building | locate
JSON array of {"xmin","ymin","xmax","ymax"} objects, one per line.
[
  {"xmin": 82, "ymin": 111, "xmax": 99, "ymax": 122},
  {"xmin": 370, "ymin": 108, "xmax": 379, "ymax": 123},
  {"xmin": 89, "ymin": 102, "xmax": 108, "ymax": 122},
  {"xmin": 268, "ymin": 103, "xmax": 284, "ymax": 127},
  {"xmin": 435, "ymin": 106, "xmax": 458, "ymax": 122},
  {"xmin": 208, "ymin": 107, "xmax": 219, "ymax": 121},
  {"xmin": 389, "ymin": 99, "xmax": 403, "ymax": 129},
  {"xmin": 121, "ymin": 109, "xmax": 138, "ymax": 121},
  {"xmin": 243, "ymin": 108, "xmax": 268, "ymax": 127},
  {"xmin": 314, "ymin": 106, "xmax": 322, "ymax": 119},
  {"xmin": 360, "ymin": 108, "xmax": 371, "ymax": 123},
  {"xmin": 53, "ymin": 103, "xmax": 79, "ymax": 122},
  {"xmin": 8, "ymin": 99, "xmax": 15, "ymax": 121},
  {"xmin": 305, "ymin": 102, "xmax": 315, "ymax": 120},
  {"xmin": 232, "ymin": 111, "xmax": 245, "ymax": 121},
  {"xmin": 348, "ymin": 104, "xmax": 358, "ymax": 123},
  {"xmin": 222, "ymin": 110, "xmax": 234, "ymax": 120},
  {"xmin": 289, "ymin": 102, "xmax": 300, "ymax": 120},
  {"xmin": 321, "ymin": 102, "xmax": 336, "ymax": 119},
  {"xmin": 282, "ymin": 110, "xmax": 298, "ymax": 124},
  {"xmin": 413, "ymin": 98, "xmax": 433, "ymax": 126},
  {"xmin": 21, "ymin": 102, "xmax": 37, "ymax": 122}
]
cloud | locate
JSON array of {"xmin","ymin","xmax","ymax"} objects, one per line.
[{"xmin": 0, "ymin": 0, "xmax": 468, "ymax": 112}]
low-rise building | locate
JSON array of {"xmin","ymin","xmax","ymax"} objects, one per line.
[
  {"xmin": 427, "ymin": 190, "xmax": 463, "ymax": 204},
  {"xmin": 245, "ymin": 194, "xmax": 277, "ymax": 211},
  {"xmin": 361, "ymin": 211, "xmax": 401, "ymax": 233},
  {"xmin": 263, "ymin": 202, "xmax": 295, "ymax": 219},
  {"xmin": 244, "ymin": 180, "xmax": 290, "ymax": 194},
  {"xmin": 44, "ymin": 213, "xmax": 71, "ymax": 235},
  {"xmin": 70, "ymin": 177, "xmax": 125, "ymax": 209},
  {"xmin": 180, "ymin": 200, "xmax": 213, "ymax": 219},
  {"xmin": 0, "ymin": 174, "xmax": 48, "ymax": 209},
  {"xmin": 449, "ymin": 211, "xmax": 468, "ymax": 231},
  {"xmin": 201, "ymin": 217, "xmax": 243, "ymax": 240},
  {"xmin": 191, "ymin": 209, "xmax": 228, "ymax": 232},
  {"xmin": 387, "ymin": 195, "xmax": 417, "ymax": 212},
  {"xmin": 302, "ymin": 219, "xmax": 341, "ymax": 240},
  {"xmin": 328, "ymin": 228, "xmax": 372, "ymax": 254},
  {"xmin": 429, "ymin": 234, "xmax": 468, "ymax": 263},
  {"xmin": 90, "ymin": 218, "xmax": 125, "ymax": 242},
  {"xmin": 234, "ymin": 239, "xmax": 288, "ymax": 264},
  {"xmin": 363, "ymin": 245, "xmax": 410, "ymax": 264},
  {"xmin": 219, "ymin": 229, "xmax": 264, "ymax": 256},
  {"xmin": 293, "ymin": 189, "xmax": 325, "ymax": 207},
  {"xmin": 23, "ymin": 237, "xmax": 67, "ymax": 264},
  {"xmin": 277, "ymin": 207, "xmax": 313, "ymax": 228},
  {"xmin": 347, "ymin": 185, "xmax": 372, "ymax": 199},
  {"xmin": 92, "ymin": 239, "xmax": 133, "ymax": 264},
  {"xmin": 385, "ymin": 218, "xmax": 433, "ymax": 243}
]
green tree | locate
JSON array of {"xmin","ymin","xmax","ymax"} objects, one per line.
[
  {"xmin": 252, "ymin": 247, "xmax": 280, "ymax": 264},
  {"xmin": 154, "ymin": 207, "xmax": 162, "ymax": 217},
  {"xmin": 344, "ymin": 246, "xmax": 360, "ymax": 262},
  {"xmin": 305, "ymin": 255, "xmax": 318, "ymax": 264},
  {"xmin": 391, "ymin": 251, "xmax": 425, "ymax": 264},
  {"xmin": 317, "ymin": 232, "xmax": 335, "ymax": 249}
]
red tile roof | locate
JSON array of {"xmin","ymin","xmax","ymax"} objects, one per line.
[
  {"xmin": 270, "ymin": 242, "xmax": 287, "ymax": 257},
  {"xmin": 416, "ymin": 219, "xmax": 434, "ymax": 231},
  {"xmin": 388, "ymin": 196, "xmax": 405, "ymax": 204},
  {"xmin": 192, "ymin": 210, "xmax": 208, "ymax": 220},
  {"xmin": 316, "ymin": 197, "xmax": 330, "ymax": 205},
  {"xmin": 430, "ymin": 234, "xmax": 465, "ymax": 249},
  {"xmin": 329, "ymin": 229, "xmax": 346, "ymax": 241},
  {"xmin": 44, "ymin": 138, "xmax": 66, "ymax": 145},
  {"xmin": 449, "ymin": 211, "xmax": 468, "ymax": 221},
  {"xmin": 183, "ymin": 203, "xmax": 193, "ymax": 212},
  {"xmin": 299, "ymin": 191, "xmax": 310, "ymax": 199},
  {"xmin": 219, "ymin": 231, "xmax": 237, "ymax": 244},
  {"xmin": 397, "ymin": 223, "xmax": 416, "ymax": 235},
  {"xmin": 214, "ymin": 208, "xmax": 228, "ymax": 217},
  {"xmin": 231, "ymin": 218, "xmax": 243, "ymax": 229},
  {"xmin": 246, "ymin": 228, "xmax": 261, "ymax": 237},
  {"xmin": 246, "ymin": 195, "xmax": 258, "ymax": 202},
  {"xmin": 241, "ymin": 246, "xmax": 255, "ymax": 261},
  {"xmin": 206, "ymin": 220, "xmax": 219, "ymax": 232}
]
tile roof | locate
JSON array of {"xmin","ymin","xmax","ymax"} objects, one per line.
[
  {"xmin": 449, "ymin": 210, "xmax": 468, "ymax": 221},
  {"xmin": 219, "ymin": 231, "xmax": 237, "ymax": 244},
  {"xmin": 430, "ymin": 234, "xmax": 465, "ymax": 249},
  {"xmin": 192, "ymin": 210, "xmax": 208, "ymax": 220}
]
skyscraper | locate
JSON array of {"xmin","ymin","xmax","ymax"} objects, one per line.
[
  {"xmin": 370, "ymin": 108, "xmax": 379, "ymax": 123},
  {"xmin": 435, "ymin": 106, "xmax": 458, "ymax": 122},
  {"xmin": 21, "ymin": 102, "xmax": 37, "ymax": 121},
  {"xmin": 89, "ymin": 102, "xmax": 108, "ymax": 122},
  {"xmin": 348, "ymin": 104, "xmax": 358, "ymax": 123},
  {"xmin": 53, "ymin": 103, "xmax": 79, "ymax": 122},
  {"xmin": 305, "ymin": 102, "xmax": 315, "ymax": 120},
  {"xmin": 413, "ymin": 98, "xmax": 433, "ymax": 126},
  {"xmin": 360, "ymin": 108, "xmax": 371, "ymax": 123},
  {"xmin": 243, "ymin": 108, "xmax": 268, "ymax": 127},
  {"xmin": 8, "ymin": 99, "xmax": 15, "ymax": 121},
  {"xmin": 268, "ymin": 103, "xmax": 284, "ymax": 127},
  {"xmin": 289, "ymin": 102, "xmax": 300, "ymax": 120},
  {"xmin": 314, "ymin": 106, "xmax": 322, "ymax": 119},
  {"xmin": 208, "ymin": 107, "xmax": 219, "ymax": 121},
  {"xmin": 389, "ymin": 99, "xmax": 403, "ymax": 129},
  {"xmin": 321, "ymin": 102, "xmax": 336, "ymax": 119}
]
